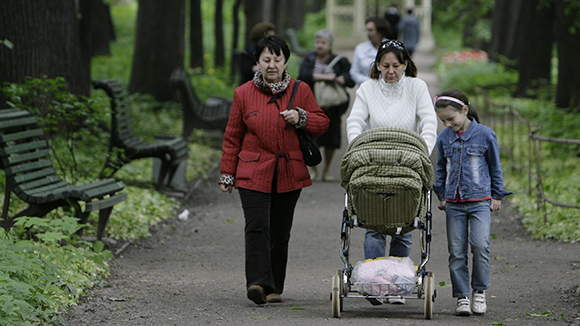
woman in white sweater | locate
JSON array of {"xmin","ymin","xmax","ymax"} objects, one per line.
[{"xmin": 346, "ymin": 40, "xmax": 437, "ymax": 294}]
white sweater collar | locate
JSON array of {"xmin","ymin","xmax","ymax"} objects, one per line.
[{"xmin": 378, "ymin": 74, "xmax": 406, "ymax": 99}]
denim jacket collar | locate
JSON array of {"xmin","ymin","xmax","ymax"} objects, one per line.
[{"xmin": 448, "ymin": 118, "xmax": 479, "ymax": 143}]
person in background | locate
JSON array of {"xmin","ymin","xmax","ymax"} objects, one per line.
[
  {"xmin": 346, "ymin": 39, "xmax": 437, "ymax": 304},
  {"xmin": 239, "ymin": 22, "xmax": 275, "ymax": 85},
  {"xmin": 397, "ymin": 8, "xmax": 421, "ymax": 57},
  {"xmin": 299, "ymin": 30, "xmax": 355, "ymax": 181},
  {"xmin": 219, "ymin": 35, "xmax": 329, "ymax": 305},
  {"xmin": 349, "ymin": 16, "xmax": 390, "ymax": 85},
  {"xmin": 384, "ymin": 4, "xmax": 401, "ymax": 40},
  {"xmin": 433, "ymin": 89, "xmax": 511, "ymax": 316}
]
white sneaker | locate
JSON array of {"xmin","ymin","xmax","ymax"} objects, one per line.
[
  {"xmin": 455, "ymin": 297, "xmax": 471, "ymax": 316},
  {"xmin": 387, "ymin": 296, "xmax": 406, "ymax": 304},
  {"xmin": 472, "ymin": 291, "xmax": 487, "ymax": 314}
]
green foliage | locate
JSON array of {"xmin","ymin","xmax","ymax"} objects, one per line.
[
  {"xmin": 297, "ymin": 9, "xmax": 327, "ymax": 51},
  {"xmin": 0, "ymin": 222, "xmax": 111, "ymax": 325},
  {"xmin": 2, "ymin": 76, "xmax": 109, "ymax": 182},
  {"xmin": 436, "ymin": 59, "xmax": 517, "ymax": 94},
  {"xmin": 433, "ymin": 0, "xmax": 493, "ymax": 47},
  {"xmin": 433, "ymin": 0, "xmax": 494, "ymax": 30}
]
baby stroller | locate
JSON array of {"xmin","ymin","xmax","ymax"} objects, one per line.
[{"xmin": 332, "ymin": 127, "xmax": 435, "ymax": 319}]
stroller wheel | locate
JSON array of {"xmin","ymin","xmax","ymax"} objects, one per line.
[
  {"xmin": 423, "ymin": 272, "xmax": 435, "ymax": 319},
  {"xmin": 331, "ymin": 270, "xmax": 342, "ymax": 317}
]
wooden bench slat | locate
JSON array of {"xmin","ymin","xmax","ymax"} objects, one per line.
[
  {"xmin": 0, "ymin": 108, "xmax": 32, "ymax": 120},
  {"xmin": 85, "ymin": 192, "xmax": 128, "ymax": 212},
  {"xmin": 68, "ymin": 178, "xmax": 118, "ymax": 197},
  {"xmin": 0, "ymin": 116, "xmax": 38, "ymax": 130},
  {"xmin": 2, "ymin": 139, "xmax": 48, "ymax": 155},
  {"xmin": 6, "ymin": 159, "xmax": 53, "ymax": 175},
  {"xmin": 81, "ymin": 182, "xmax": 126, "ymax": 201},
  {"xmin": 14, "ymin": 167, "xmax": 59, "ymax": 185},
  {"xmin": 26, "ymin": 181, "xmax": 71, "ymax": 196},
  {"xmin": 5, "ymin": 149, "xmax": 50, "ymax": 166},
  {"xmin": 0, "ymin": 128, "xmax": 45, "ymax": 143}
]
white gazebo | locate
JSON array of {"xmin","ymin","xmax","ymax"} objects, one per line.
[{"xmin": 326, "ymin": 0, "xmax": 434, "ymax": 51}]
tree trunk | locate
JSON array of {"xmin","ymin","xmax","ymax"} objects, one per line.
[
  {"xmin": 554, "ymin": 0, "xmax": 580, "ymax": 110},
  {"xmin": 129, "ymin": 0, "xmax": 185, "ymax": 101},
  {"xmin": 214, "ymin": 0, "xmax": 225, "ymax": 67},
  {"xmin": 0, "ymin": 0, "xmax": 90, "ymax": 101},
  {"xmin": 230, "ymin": 0, "xmax": 242, "ymax": 80},
  {"xmin": 514, "ymin": 0, "xmax": 554, "ymax": 97},
  {"xmin": 190, "ymin": 0, "xmax": 204, "ymax": 71},
  {"xmin": 273, "ymin": 0, "xmax": 305, "ymax": 31},
  {"xmin": 488, "ymin": 0, "xmax": 523, "ymax": 62},
  {"xmin": 79, "ymin": 0, "xmax": 115, "ymax": 58},
  {"xmin": 307, "ymin": 0, "xmax": 325, "ymax": 12},
  {"xmin": 244, "ymin": 0, "xmax": 267, "ymax": 49}
]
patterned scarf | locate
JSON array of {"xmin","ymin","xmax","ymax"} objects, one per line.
[{"xmin": 253, "ymin": 70, "xmax": 291, "ymax": 94}]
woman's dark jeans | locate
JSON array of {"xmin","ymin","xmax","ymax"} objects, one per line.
[{"xmin": 238, "ymin": 187, "xmax": 301, "ymax": 295}]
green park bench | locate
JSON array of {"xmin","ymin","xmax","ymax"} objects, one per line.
[
  {"xmin": 92, "ymin": 79, "xmax": 190, "ymax": 190},
  {"xmin": 169, "ymin": 67, "xmax": 232, "ymax": 138},
  {"xmin": 0, "ymin": 108, "xmax": 127, "ymax": 240}
]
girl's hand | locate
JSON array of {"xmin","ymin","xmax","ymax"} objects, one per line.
[
  {"xmin": 438, "ymin": 201, "xmax": 446, "ymax": 211},
  {"xmin": 220, "ymin": 184, "xmax": 233, "ymax": 193},
  {"xmin": 490, "ymin": 199, "xmax": 501, "ymax": 211},
  {"xmin": 336, "ymin": 75, "xmax": 346, "ymax": 85}
]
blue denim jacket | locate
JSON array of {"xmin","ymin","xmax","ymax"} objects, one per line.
[{"xmin": 433, "ymin": 119, "xmax": 512, "ymax": 201}]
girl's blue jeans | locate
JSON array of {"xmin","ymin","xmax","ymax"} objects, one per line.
[
  {"xmin": 446, "ymin": 200, "xmax": 491, "ymax": 298},
  {"xmin": 363, "ymin": 229, "xmax": 412, "ymax": 259}
]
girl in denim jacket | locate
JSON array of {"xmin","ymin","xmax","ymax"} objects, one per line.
[{"xmin": 433, "ymin": 89, "xmax": 511, "ymax": 317}]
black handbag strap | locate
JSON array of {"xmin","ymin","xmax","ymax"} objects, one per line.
[{"xmin": 286, "ymin": 80, "xmax": 301, "ymax": 111}]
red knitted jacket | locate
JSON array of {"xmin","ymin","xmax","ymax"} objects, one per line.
[{"xmin": 220, "ymin": 78, "xmax": 330, "ymax": 193}]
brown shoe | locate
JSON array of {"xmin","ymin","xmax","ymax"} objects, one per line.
[
  {"xmin": 247, "ymin": 285, "xmax": 266, "ymax": 304},
  {"xmin": 266, "ymin": 293, "xmax": 282, "ymax": 303}
]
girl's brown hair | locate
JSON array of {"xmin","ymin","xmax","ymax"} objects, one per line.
[{"xmin": 434, "ymin": 88, "xmax": 480, "ymax": 123}]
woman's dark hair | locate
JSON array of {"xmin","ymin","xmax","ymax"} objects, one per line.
[
  {"xmin": 249, "ymin": 22, "xmax": 275, "ymax": 44},
  {"xmin": 366, "ymin": 16, "xmax": 391, "ymax": 39},
  {"xmin": 253, "ymin": 35, "xmax": 291, "ymax": 63},
  {"xmin": 434, "ymin": 88, "xmax": 480, "ymax": 123},
  {"xmin": 370, "ymin": 40, "xmax": 417, "ymax": 79}
]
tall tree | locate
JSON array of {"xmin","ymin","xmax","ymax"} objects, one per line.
[
  {"xmin": 0, "ymin": 0, "xmax": 90, "ymax": 101},
  {"xmin": 190, "ymin": 0, "xmax": 204, "ymax": 71},
  {"xmin": 129, "ymin": 0, "xmax": 185, "ymax": 101},
  {"xmin": 244, "ymin": 0, "xmax": 268, "ymax": 48},
  {"xmin": 215, "ymin": 0, "xmax": 225, "ymax": 67},
  {"xmin": 307, "ymin": 0, "xmax": 325, "ymax": 12},
  {"xmin": 554, "ymin": 0, "xmax": 580, "ymax": 109},
  {"xmin": 230, "ymin": 0, "xmax": 242, "ymax": 80},
  {"xmin": 488, "ymin": 0, "xmax": 523, "ymax": 61},
  {"xmin": 79, "ymin": 0, "xmax": 116, "ymax": 58},
  {"xmin": 272, "ymin": 0, "xmax": 305, "ymax": 31},
  {"xmin": 514, "ymin": 0, "xmax": 554, "ymax": 97}
]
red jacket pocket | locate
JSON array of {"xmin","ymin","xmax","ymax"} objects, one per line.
[{"xmin": 236, "ymin": 150, "xmax": 260, "ymax": 180}]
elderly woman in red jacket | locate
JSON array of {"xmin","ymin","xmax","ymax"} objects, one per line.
[{"xmin": 219, "ymin": 35, "xmax": 329, "ymax": 305}]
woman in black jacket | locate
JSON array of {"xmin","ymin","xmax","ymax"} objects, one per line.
[{"xmin": 299, "ymin": 30, "xmax": 355, "ymax": 181}]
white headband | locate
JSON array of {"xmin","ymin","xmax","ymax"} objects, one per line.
[{"xmin": 433, "ymin": 96, "xmax": 467, "ymax": 107}]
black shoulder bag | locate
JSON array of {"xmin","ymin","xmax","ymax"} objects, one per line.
[{"xmin": 287, "ymin": 80, "xmax": 322, "ymax": 167}]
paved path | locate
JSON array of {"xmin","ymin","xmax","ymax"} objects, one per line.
[{"xmin": 64, "ymin": 49, "xmax": 580, "ymax": 326}]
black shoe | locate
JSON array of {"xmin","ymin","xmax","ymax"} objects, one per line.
[{"xmin": 247, "ymin": 285, "xmax": 267, "ymax": 304}]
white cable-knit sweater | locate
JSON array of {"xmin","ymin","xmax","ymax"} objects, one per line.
[{"xmin": 346, "ymin": 75, "xmax": 437, "ymax": 154}]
